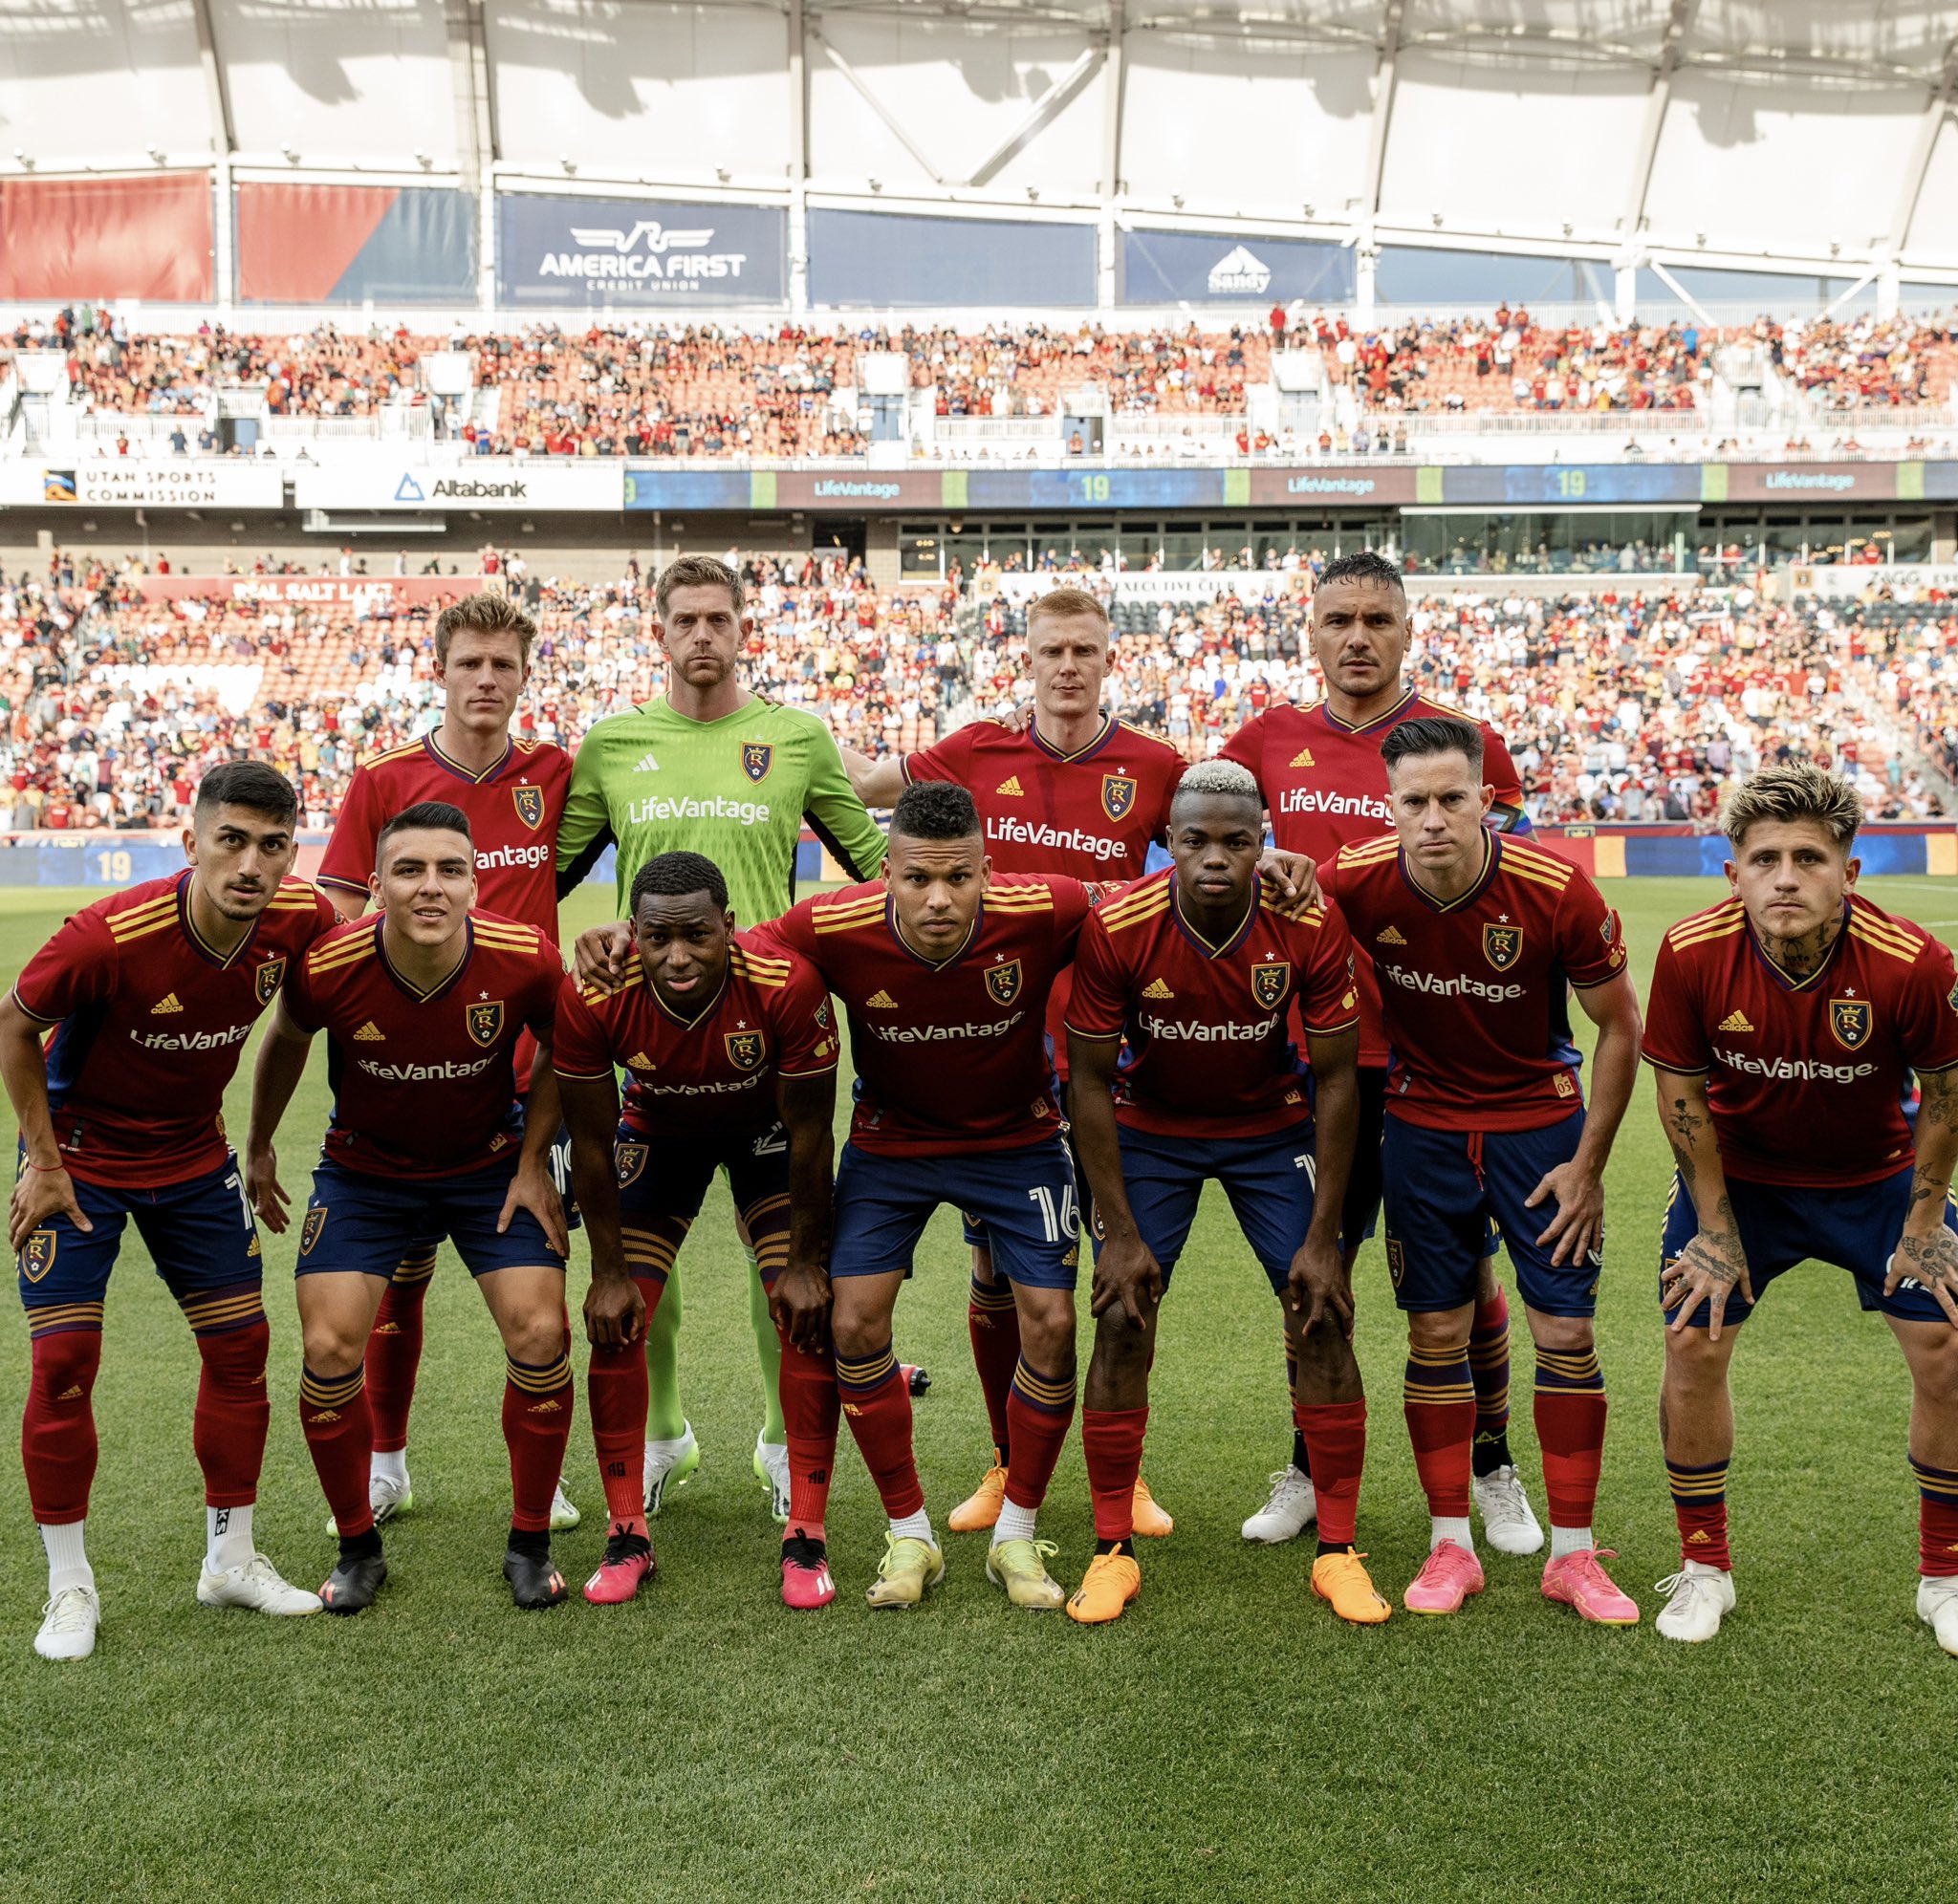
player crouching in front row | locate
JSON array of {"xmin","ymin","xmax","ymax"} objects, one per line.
[
  {"xmin": 246, "ymin": 802, "xmax": 574, "ymax": 1613},
  {"xmin": 1645, "ymin": 765, "xmax": 1958, "ymax": 1652},
  {"xmin": 1064, "ymin": 761, "xmax": 1389, "ymax": 1625}
]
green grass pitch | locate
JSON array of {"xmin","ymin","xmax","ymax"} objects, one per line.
[{"xmin": 1, "ymin": 876, "xmax": 1955, "ymax": 1901}]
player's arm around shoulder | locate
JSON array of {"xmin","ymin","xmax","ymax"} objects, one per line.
[{"xmin": 794, "ymin": 705, "xmax": 889, "ymax": 880}]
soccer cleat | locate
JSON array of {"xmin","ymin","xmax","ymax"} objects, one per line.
[
  {"xmin": 504, "ymin": 1543, "xmax": 570, "ymax": 1611},
  {"xmin": 1131, "ymin": 1478, "xmax": 1174, "ymax": 1538},
  {"xmin": 549, "ymin": 1479, "xmax": 582, "ymax": 1532},
  {"xmin": 1916, "ymin": 1574, "xmax": 1958, "ymax": 1656},
  {"xmin": 326, "ymin": 1468, "xmax": 414, "ymax": 1535},
  {"xmin": 781, "ymin": 1534, "xmax": 837, "ymax": 1611},
  {"xmin": 583, "ymin": 1529, "xmax": 656, "ymax": 1606},
  {"xmin": 864, "ymin": 1532, "xmax": 945, "ymax": 1610},
  {"xmin": 33, "ymin": 1585, "xmax": 99, "ymax": 1662},
  {"xmin": 947, "ymin": 1457, "xmax": 1008, "ymax": 1533},
  {"xmin": 1655, "ymin": 1562, "xmax": 1735, "ymax": 1643},
  {"xmin": 1403, "ymin": 1539, "xmax": 1487, "ymax": 1615},
  {"xmin": 197, "ymin": 1553, "xmax": 322, "ymax": 1616},
  {"xmin": 1541, "ymin": 1547, "xmax": 1641, "ymax": 1625},
  {"xmin": 1472, "ymin": 1464, "xmax": 1545, "ymax": 1556},
  {"xmin": 319, "ymin": 1549, "xmax": 388, "ymax": 1615},
  {"xmin": 753, "ymin": 1436, "xmax": 791, "ymax": 1524},
  {"xmin": 1065, "ymin": 1548, "xmax": 1142, "ymax": 1625},
  {"xmin": 986, "ymin": 1537, "xmax": 1065, "ymax": 1611},
  {"xmin": 1242, "ymin": 1467, "xmax": 1317, "ymax": 1544},
  {"xmin": 642, "ymin": 1422, "xmax": 701, "ymax": 1516},
  {"xmin": 1311, "ymin": 1550, "xmax": 1392, "ymax": 1625}
]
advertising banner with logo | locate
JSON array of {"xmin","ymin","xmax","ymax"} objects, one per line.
[
  {"xmin": 1718, "ymin": 462, "xmax": 1901, "ymax": 504},
  {"xmin": 293, "ymin": 461, "xmax": 625, "ymax": 512},
  {"xmin": 495, "ymin": 195, "xmax": 786, "ymax": 308},
  {"xmin": 0, "ymin": 464, "xmax": 286, "ymax": 509},
  {"xmin": 1117, "ymin": 228, "xmax": 1356, "ymax": 307},
  {"xmin": 808, "ymin": 209, "xmax": 1095, "ymax": 308},
  {"xmin": 990, "ymin": 573, "xmax": 1310, "ymax": 606},
  {"xmin": 1787, "ymin": 562, "xmax": 1958, "ymax": 597},
  {"xmin": 115, "ymin": 576, "xmax": 479, "ymax": 607}
]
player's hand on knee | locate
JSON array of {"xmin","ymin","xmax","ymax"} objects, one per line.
[
  {"xmin": 1090, "ymin": 1233, "xmax": 1163, "ymax": 1328},
  {"xmin": 1526, "ymin": 1160, "xmax": 1604, "ymax": 1266},
  {"xmin": 770, "ymin": 1262, "xmax": 833, "ymax": 1352},
  {"xmin": 573, "ymin": 920, "xmax": 634, "ymax": 993},
  {"xmin": 1289, "ymin": 1240, "xmax": 1353, "ymax": 1339},
  {"xmin": 244, "ymin": 1145, "xmax": 289, "ymax": 1234},
  {"xmin": 500, "ymin": 1162, "xmax": 568, "ymax": 1256},
  {"xmin": 1662, "ymin": 1230, "xmax": 1753, "ymax": 1342},
  {"xmin": 10, "ymin": 1164, "xmax": 91, "ymax": 1253},
  {"xmin": 1888, "ymin": 1227, "xmax": 1958, "ymax": 1327},
  {"xmin": 584, "ymin": 1271, "xmax": 645, "ymax": 1350}
]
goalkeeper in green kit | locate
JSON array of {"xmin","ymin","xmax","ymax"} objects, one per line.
[{"xmin": 556, "ymin": 554, "xmax": 888, "ymax": 1524}]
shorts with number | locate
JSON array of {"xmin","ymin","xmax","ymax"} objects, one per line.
[
  {"xmin": 296, "ymin": 1158, "xmax": 565, "ymax": 1279},
  {"xmin": 833, "ymin": 1136, "xmax": 1079, "ymax": 1289},
  {"xmin": 16, "ymin": 1148, "xmax": 260, "ymax": 1316},
  {"xmin": 1658, "ymin": 1165, "xmax": 1955, "ymax": 1330},
  {"xmin": 1381, "ymin": 1112, "xmax": 1599, "ymax": 1318},
  {"xmin": 1091, "ymin": 1120, "xmax": 1319, "ymax": 1295},
  {"xmin": 961, "ymin": 1113, "xmax": 1087, "ymax": 1254}
]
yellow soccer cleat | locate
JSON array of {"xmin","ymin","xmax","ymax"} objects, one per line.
[
  {"xmin": 947, "ymin": 1456, "xmax": 1008, "ymax": 1533},
  {"xmin": 1310, "ymin": 1549, "xmax": 1392, "ymax": 1625},
  {"xmin": 985, "ymin": 1537, "xmax": 1065, "ymax": 1610},
  {"xmin": 1131, "ymin": 1477, "xmax": 1174, "ymax": 1538},
  {"xmin": 1066, "ymin": 1548, "xmax": 1142, "ymax": 1626},
  {"xmin": 864, "ymin": 1532, "xmax": 946, "ymax": 1611}
]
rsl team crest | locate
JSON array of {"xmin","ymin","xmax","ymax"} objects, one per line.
[
  {"xmin": 1101, "ymin": 773, "xmax": 1138, "ymax": 823},
  {"xmin": 21, "ymin": 1229, "xmax": 55, "ymax": 1283},
  {"xmin": 741, "ymin": 742, "xmax": 773, "ymax": 784},
  {"xmin": 1483, "ymin": 922, "xmax": 1523, "ymax": 971},
  {"xmin": 1830, "ymin": 997, "xmax": 1873, "ymax": 1050},
  {"xmin": 986, "ymin": 959, "xmax": 1023, "ymax": 1007},
  {"xmin": 467, "ymin": 999, "xmax": 505, "ymax": 1047},
  {"xmin": 725, "ymin": 1029, "xmax": 766, "ymax": 1071},
  {"xmin": 1251, "ymin": 961, "xmax": 1291, "ymax": 1010},
  {"xmin": 254, "ymin": 956, "xmax": 287, "ymax": 1006},
  {"xmin": 615, "ymin": 1141, "xmax": 648, "ymax": 1187},
  {"xmin": 512, "ymin": 784, "xmax": 546, "ymax": 831},
  {"xmin": 300, "ymin": 1208, "xmax": 328, "ymax": 1257}
]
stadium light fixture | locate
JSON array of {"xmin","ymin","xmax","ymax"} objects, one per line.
[
  {"xmin": 716, "ymin": 166, "xmax": 731, "ymax": 183},
  {"xmin": 869, "ymin": 177, "xmax": 881, "ymax": 191}
]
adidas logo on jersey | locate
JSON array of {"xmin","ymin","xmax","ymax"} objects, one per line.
[
  {"xmin": 151, "ymin": 993, "xmax": 183, "ymax": 1014},
  {"xmin": 627, "ymin": 1050, "xmax": 654, "ymax": 1070},
  {"xmin": 996, "ymin": 775, "xmax": 1025, "ymax": 796},
  {"xmin": 1141, "ymin": 977, "xmax": 1175, "ymax": 1000},
  {"xmin": 634, "ymin": 752, "xmax": 661, "ymax": 773},
  {"xmin": 1376, "ymin": 925, "xmax": 1406, "ymax": 945},
  {"xmin": 1289, "ymin": 747, "xmax": 1316, "ymax": 768},
  {"xmin": 865, "ymin": 990, "xmax": 900, "ymax": 1008},
  {"xmin": 1718, "ymin": 1010, "xmax": 1754, "ymax": 1032},
  {"xmin": 353, "ymin": 1021, "xmax": 386, "ymax": 1042}
]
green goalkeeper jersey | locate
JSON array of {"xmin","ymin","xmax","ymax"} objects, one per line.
[{"xmin": 556, "ymin": 694, "xmax": 887, "ymax": 926}]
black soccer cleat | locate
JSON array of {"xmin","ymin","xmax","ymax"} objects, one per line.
[
  {"xmin": 503, "ymin": 1542, "xmax": 570, "ymax": 1610},
  {"xmin": 319, "ymin": 1548, "xmax": 388, "ymax": 1615}
]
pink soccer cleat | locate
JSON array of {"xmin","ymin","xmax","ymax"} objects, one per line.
[
  {"xmin": 582, "ymin": 1529, "xmax": 656, "ymax": 1606},
  {"xmin": 1541, "ymin": 1547, "xmax": 1641, "ymax": 1625},
  {"xmin": 781, "ymin": 1535, "xmax": 837, "ymax": 1611},
  {"xmin": 1403, "ymin": 1539, "xmax": 1487, "ymax": 1614}
]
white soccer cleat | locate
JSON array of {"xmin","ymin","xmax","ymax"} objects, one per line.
[
  {"xmin": 1655, "ymin": 1561, "xmax": 1735, "ymax": 1643},
  {"xmin": 642, "ymin": 1420, "xmax": 702, "ymax": 1516},
  {"xmin": 754, "ymin": 1436, "xmax": 791, "ymax": 1524},
  {"xmin": 325, "ymin": 1467, "xmax": 415, "ymax": 1535},
  {"xmin": 197, "ymin": 1552, "xmax": 323, "ymax": 1616},
  {"xmin": 1472, "ymin": 1463, "xmax": 1546, "ymax": 1556},
  {"xmin": 1241, "ymin": 1466, "xmax": 1317, "ymax": 1544},
  {"xmin": 549, "ymin": 1479, "xmax": 582, "ymax": 1532},
  {"xmin": 1918, "ymin": 1574, "xmax": 1958, "ymax": 1656},
  {"xmin": 34, "ymin": 1585, "xmax": 99, "ymax": 1662}
]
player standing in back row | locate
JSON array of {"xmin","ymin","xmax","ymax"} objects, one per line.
[{"xmin": 1222, "ymin": 551, "xmax": 1541, "ymax": 1556}]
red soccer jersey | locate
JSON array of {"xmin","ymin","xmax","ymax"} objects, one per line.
[
  {"xmin": 552, "ymin": 932, "xmax": 838, "ymax": 1139},
  {"xmin": 11, "ymin": 872, "xmax": 336, "ymax": 1189},
  {"xmin": 317, "ymin": 734, "xmax": 571, "ymax": 944},
  {"xmin": 1321, "ymin": 831, "xmax": 1628, "ymax": 1133},
  {"xmin": 284, "ymin": 911, "xmax": 562, "ymax": 1179},
  {"xmin": 1065, "ymin": 871, "xmax": 1360, "ymax": 1138},
  {"xmin": 1641, "ymin": 893, "xmax": 1958, "ymax": 1188},
  {"xmin": 1222, "ymin": 690, "xmax": 1525, "ymax": 1066},
  {"xmin": 760, "ymin": 875, "xmax": 1093, "ymax": 1157}
]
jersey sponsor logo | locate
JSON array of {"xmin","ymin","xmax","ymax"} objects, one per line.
[
  {"xmin": 742, "ymin": 742, "xmax": 773, "ymax": 784},
  {"xmin": 634, "ymin": 752, "xmax": 661, "ymax": 773},
  {"xmin": 1141, "ymin": 977, "xmax": 1174, "ymax": 1000},
  {"xmin": 984, "ymin": 815, "xmax": 1126, "ymax": 861},
  {"xmin": 353, "ymin": 1021, "xmax": 386, "ymax": 1042},
  {"xmin": 129, "ymin": 1022, "xmax": 251, "ymax": 1052},
  {"xmin": 1251, "ymin": 961, "xmax": 1290, "ymax": 1010},
  {"xmin": 1381, "ymin": 966, "xmax": 1526, "ymax": 1003},
  {"xmin": 615, "ymin": 1141, "xmax": 648, "ymax": 1186},
  {"xmin": 478, "ymin": 841, "xmax": 552, "ymax": 871},
  {"xmin": 865, "ymin": 1010, "xmax": 1026, "ymax": 1044},
  {"xmin": 641, "ymin": 1075, "xmax": 766, "ymax": 1097},
  {"xmin": 151, "ymin": 992, "xmax": 184, "ymax": 1015},
  {"xmin": 1289, "ymin": 746, "xmax": 1316, "ymax": 768},
  {"xmin": 1717, "ymin": 1009, "xmax": 1754, "ymax": 1033},
  {"xmin": 815, "ymin": 1001, "xmax": 831, "ymax": 1028},
  {"xmin": 357, "ymin": 1055, "xmax": 498, "ymax": 1082},
  {"xmin": 513, "ymin": 785, "xmax": 546, "ymax": 831},
  {"xmin": 627, "ymin": 794, "xmax": 771, "ymax": 827},
  {"xmin": 985, "ymin": 959, "xmax": 1024, "ymax": 1008},
  {"xmin": 1142, "ymin": 1010, "xmax": 1278, "ymax": 1042},
  {"xmin": 865, "ymin": 990, "xmax": 899, "ymax": 1008},
  {"xmin": 21, "ymin": 1229, "xmax": 55, "ymax": 1283},
  {"xmin": 1101, "ymin": 774, "xmax": 1137, "ymax": 823},
  {"xmin": 725, "ymin": 1029, "xmax": 766, "ymax": 1071},
  {"xmin": 467, "ymin": 1000, "xmax": 505, "ymax": 1047},
  {"xmin": 1711, "ymin": 1044, "xmax": 1879, "ymax": 1084},
  {"xmin": 1829, "ymin": 998, "xmax": 1873, "ymax": 1050},
  {"xmin": 1376, "ymin": 924, "xmax": 1406, "ymax": 945},
  {"xmin": 300, "ymin": 1207, "xmax": 327, "ymax": 1256},
  {"xmin": 1483, "ymin": 924, "xmax": 1523, "ymax": 972},
  {"xmin": 255, "ymin": 958, "xmax": 286, "ymax": 1007},
  {"xmin": 996, "ymin": 775, "xmax": 1025, "ymax": 797},
  {"xmin": 1600, "ymin": 911, "xmax": 1619, "ymax": 946},
  {"xmin": 1277, "ymin": 788, "xmax": 1392, "ymax": 823}
]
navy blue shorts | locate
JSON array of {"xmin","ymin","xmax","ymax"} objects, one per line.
[
  {"xmin": 16, "ymin": 1148, "xmax": 260, "ymax": 1317},
  {"xmin": 615, "ymin": 1119, "xmax": 790, "ymax": 1254},
  {"xmin": 1659, "ymin": 1165, "xmax": 1956, "ymax": 1329},
  {"xmin": 833, "ymin": 1136, "xmax": 1079, "ymax": 1289},
  {"xmin": 1091, "ymin": 1120, "xmax": 1319, "ymax": 1294},
  {"xmin": 1381, "ymin": 1112, "xmax": 1599, "ymax": 1317},
  {"xmin": 296, "ymin": 1158, "xmax": 565, "ymax": 1279}
]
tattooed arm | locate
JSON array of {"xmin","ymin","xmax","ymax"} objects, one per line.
[
  {"xmin": 1652, "ymin": 1066, "xmax": 1753, "ymax": 1343},
  {"xmin": 1888, "ymin": 1066, "xmax": 1958, "ymax": 1327}
]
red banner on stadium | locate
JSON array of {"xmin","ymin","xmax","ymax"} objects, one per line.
[
  {"xmin": 0, "ymin": 174, "xmax": 213, "ymax": 302},
  {"xmin": 117, "ymin": 576, "xmax": 479, "ymax": 606}
]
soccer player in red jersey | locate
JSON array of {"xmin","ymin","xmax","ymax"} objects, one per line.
[
  {"xmin": 0, "ymin": 763, "xmax": 335, "ymax": 1661},
  {"xmin": 1319, "ymin": 716, "xmax": 1643, "ymax": 1623},
  {"xmin": 1643, "ymin": 766, "xmax": 1958, "ymax": 1652},
  {"xmin": 246, "ymin": 802, "xmax": 572, "ymax": 1614},
  {"xmin": 843, "ymin": 586, "xmax": 1186, "ymax": 1538},
  {"xmin": 315, "ymin": 593, "xmax": 579, "ymax": 1536},
  {"xmin": 554, "ymin": 852, "xmax": 840, "ymax": 1610},
  {"xmin": 1222, "ymin": 551, "xmax": 1540, "ymax": 1555},
  {"xmin": 1063, "ymin": 760, "xmax": 1389, "ymax": 1626}
]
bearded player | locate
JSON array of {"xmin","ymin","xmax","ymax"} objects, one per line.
[
  {"xmin": 554, "ymin": 852, "xmax": 840, "ymax": 1610},
  {"xmin": 1223, "ymin": 551, "xmax": 1538, "ymax": 1555},
  {"xmin": 1, "ymin": 763, "xmax": 333, "ymax": 1661},
  {"xmin": 315, "ymin": 591, "xmax": 578, "ymax": 1535},
  {"xmin": 1063, "ymin": 761, "xmax": 1388, "ymax": 1627},
  {"xmin": 1319, "ymin": 718, "xmax": 1643, "ymax": 1623},
  {"xmin": 843, "ymin": 584, "xmax": 1186, "ymax": 1539},
  {"xmin": 1644, "ymin": 766, "xmax": 1958, "ymax": 1653},
  {"xmin": 247, "ymin": 804, "xmax": 572, "ymax": 1613}
]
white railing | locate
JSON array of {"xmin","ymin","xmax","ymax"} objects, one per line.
[
  {"xmin": 1400, "ymin": 408, "xmax": 1708, "ymax": 436},
  {"xmin": 932, "ymin": 416, "xmax": 1062, "ymax": 441},
  {"xmin": 77, "ymin": 412, "xmax": 207, "ymax": 442},
  {"xmin": 260, "ymin": 415, "xmax": 387, "ymax": 441}
]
